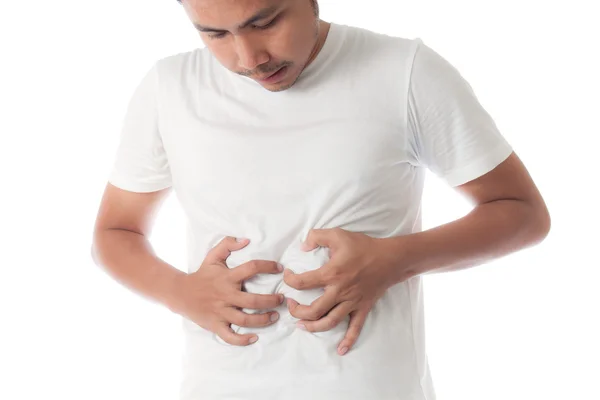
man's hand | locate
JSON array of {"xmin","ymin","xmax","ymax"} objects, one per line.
[
  {"xmin": 174, "ymin": 236, "xmax": 285, "ymax": 346},
  {"xmin": 283, "ymin": 228, "xmax": 405, "ymax": 356}
]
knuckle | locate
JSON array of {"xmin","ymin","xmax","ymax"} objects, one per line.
[
  {"xmin": 287, "ymin": 307, "xmax": 297, "ymax": 318},
  {"xmin": 307, "ymin": 310, "xmax": 321, "ymax": 320},
  {"xmin": 229, "ymin": 313, "xmax": 242, "ymax": 326},
  {"xmin": 249, "ymin": 298, "xmax": 260, "ymax": 309},
  {"xmin": 218, "ymin": 334, "xmax": 230, "ymax": 344},
  {"xmin": 250, "ymin": 314, "xmax": 264, "ymax": 326},
  {"xmin": 240, "ymin": 315, "xmax": 251, "ymax": 327},
  {"xmin": 213, "ymin": 297, "xmax": 226, "ymax": 310},
  {"xmin": 234, "ymin": 336, "xmax": 247, "ymax": 346},
  {"xmin": 258, "ymin": 296, "xmax": 271, "ymax": 309},
  {"xmin": 261, "ymin": 313, "xmax": 272, "ymax": 325},
  {"xmin": 272, "ymin": 295, "xmax": 282, "ymax": 307},
  {"xmin": 218, "ymin": 331, "xmax": 235, "ymax": 345},
  {"xmin": 248, "ymin": 261, "xmax": 259, "ymax": 274},
  {"xmin": 225, "ymin": 336, "xmax": 238, "ymax": 346},
  {"xmin": 321, "ymin": 269, "xmax": 335, "ymax": 282},
  {"xmin": 222, "ymin": 270, "xmax": 235, "ymax": 284},
  {"xmin": 327, "ymin": 318, "xmax": 339, "ymax": 329},
  {"xmin": 208, "ymin": 321, "xmax": 220, "ymax": 334}
]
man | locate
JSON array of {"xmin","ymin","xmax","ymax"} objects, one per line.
[{"xmin": 91, "ymin": 0, "xmax": 551, "ymax": 398}]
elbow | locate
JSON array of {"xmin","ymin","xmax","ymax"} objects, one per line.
[
  {"xmin": 90, "ymin": 229, "xmax": 103, "ymax": 266},
  {"xmin": 91, "ymin": 241, "xmax": 101, "ymax": 267},
  {"xmin": 91, "ymin": 244, "xmax": 98, "ymax": 265},
  {"xmin": 540, "ymin": 209, "xmax": 551, "ymax": 237},
  {"xmin": 530, "ymin": 203, "xmax": 551, "ymax": 245}
]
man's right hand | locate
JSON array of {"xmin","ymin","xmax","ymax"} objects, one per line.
[{"xmin": 173, "ymin": 236, "xmax": 284, "ymax": 346}]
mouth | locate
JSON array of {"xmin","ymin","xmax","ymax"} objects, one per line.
[{"xmin": 256, "ymin": 66, "xmax": 288, "ymax": 83}]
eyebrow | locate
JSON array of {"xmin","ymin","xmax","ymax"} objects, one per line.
[{"xmin": 193, "ymin": 5, "xmax": 279, "ymax": 33}]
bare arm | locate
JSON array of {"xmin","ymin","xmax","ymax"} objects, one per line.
[
  {"xmin": 91, "ymin": 183, "xmax": 186, "ymax": 313},
  {"xmin": 382, "ymin": 152, "xmax": 551, "ymax": 280}
]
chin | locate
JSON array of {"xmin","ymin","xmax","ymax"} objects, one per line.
[
  {"xmin": 264, "ymin": 83, "xmax": 293, "ymax": 93},
  {"xmin": 260, "ymin": 68, "xmax": 299, "ymax": 92},
  {"xmin": 266, "ymin": 78, "xmax": 299, "ymax": 92}
]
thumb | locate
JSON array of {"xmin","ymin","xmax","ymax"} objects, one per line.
[{"xmin": 205, "ymin": 236, "xmax": 249, "ymax": 264}]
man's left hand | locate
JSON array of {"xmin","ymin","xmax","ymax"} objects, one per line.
[{"xmin": 283, "ymin": 228, "xmax": 408, "ymax": 356}]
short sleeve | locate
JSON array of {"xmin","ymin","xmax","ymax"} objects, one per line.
[
  {"xmin": 406, "ymin": 38, "xmax": 513, "ymax": 187},
  {"xmin": 107, "ymin": 62, "xmax": 172, "ymax": 193}
]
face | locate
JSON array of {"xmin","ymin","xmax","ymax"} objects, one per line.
[{"xmin": 182, "ymin": 0, "xmax": 323, "ymax": 92}]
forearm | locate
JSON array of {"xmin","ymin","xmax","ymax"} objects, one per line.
[
  {"xmin": 91, "ymin": 228, "xmax": 187, "ymax": 313},
  {"xmin": 383, "ymin": 199, "xmax": 550, "ymax": 282}
]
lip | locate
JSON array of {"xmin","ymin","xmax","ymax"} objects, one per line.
[{"xmin": 257, "ymin": 66, "xmax": 287, "ymax": 83}]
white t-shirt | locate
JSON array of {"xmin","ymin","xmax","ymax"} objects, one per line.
[{"xmin": 108, "ymin": 22, "xmax": 513, "ymax": 400}]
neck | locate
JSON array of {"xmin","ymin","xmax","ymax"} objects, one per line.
[{"xmin": 304, "ymin": 20, "xmax": 330, "ymax": 69}]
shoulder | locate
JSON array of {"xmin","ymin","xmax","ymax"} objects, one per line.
[
  {"xmin": 338, "ymin": 23, "xmax": 419, "ymax": 60},
  {"xmin": 152, "ymin": 47, "xmax": 212, "ymax": 83}
]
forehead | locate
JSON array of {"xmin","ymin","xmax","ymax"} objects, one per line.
[{"xmin": 184, "ymin": 0, "xmax": 284, "ymax": 26}]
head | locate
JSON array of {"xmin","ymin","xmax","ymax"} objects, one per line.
[{"xmin": 178, "ymin": 0, "xmax": 323, "ymax": 92}]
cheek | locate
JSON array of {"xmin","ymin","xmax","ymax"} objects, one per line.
[{"xmin": 272, "ymin": 21, "xmax": 313, "ymax": 59}]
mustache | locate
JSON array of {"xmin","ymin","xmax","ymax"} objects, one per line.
[{"xmin": 237, "ymin": 62, "xmax": 291, "ymax": 77}]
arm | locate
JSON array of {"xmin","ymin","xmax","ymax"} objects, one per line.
[
  {"xmin": 381, "ymin": 151, "xmax": 551, "ymax": 282},
  {"xmin": 91, "ymin": 183, "xmax": 187, "ymax": 313}
]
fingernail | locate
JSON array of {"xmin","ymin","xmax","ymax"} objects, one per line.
[
  {"xmin": 270, "ymin": 313, "xmax": 279, "ymax": 322},
  {"xmin": 339, "ymin": 346, "xmax": 349, "ymax": 355},
  {"xmin": 296, "ymin": 323, "xmax": 306, "ymax": 330},
  {"xmin": 279, "ymin": 294, "xmax": 285, "ymax": 303},
  {"xmin": 277, "ymin": 263, "xmax": 284, "ymax": 272},
  {"xmin": 249, "ymin": 336, "xmax": 258, "ymax": 343},
  {"xmin": 286, "ymin": 299, "xmax": 294, "ymax": 307},
  {"xmin": 236, "ymin": 237, "xmax": 247, "ymax": 243},
  {"xmin": 285, "ymin": 268, "xmax": 294, "ymax": 274}
]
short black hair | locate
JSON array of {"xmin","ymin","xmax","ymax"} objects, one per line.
[{"xmin": 176, "ymin": 1, "xmax": 318, "ymax": 16}]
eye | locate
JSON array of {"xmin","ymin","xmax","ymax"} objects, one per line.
[
  {"xmin": 208, "ymin": 31, "xmax": 227, "ymax": 40},
  {"xmin": 254, "ymin": 15, "xmax": 280, "ymax": 30}
]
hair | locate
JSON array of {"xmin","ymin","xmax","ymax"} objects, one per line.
[{"xmin": 176, "ymin": 0, "xmax": 319, "ymax": 16}]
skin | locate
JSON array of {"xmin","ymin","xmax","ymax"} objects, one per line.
[
  {"xmin": 181, "ymin": 0, "xmax": 330, "ymax": 92},
  {"xmin": 93, "ymin": 0, "xmax": 550, "ymax": 357},
  {"xmin": 283, "ymin": 152, "xmax": 551, "ymax": 355}
]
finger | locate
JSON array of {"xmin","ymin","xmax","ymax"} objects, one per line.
[
  {"xmin": 205, "ymin": 236, "xmax": 249, "ymax": 264},
  {"xmin": 287, "ymin": 288, "xmax": 338, "ymax": 320},
  {"xmin": 215, "ymin": 323, "xmax": 259, "ymax": 346},
  {"xmin": 302, "ymin": 228, "xmax": 337, "ymax": 251},
  {"xmin": 283, "ymin": 268, "xmax": 325, "ymax": 290},
  {"xmin": 229, "ymin": 260, "xmax": 283, "ymax": 282},
  {"xmin": 337, "ymin": 308, "xmax": 369, "ymax": 356},
  {"xmin": 231, "ymin": 291, "xmax": 285, "ymax": 310},
  {"xmin": 296, "ymin": 301, "xmax": 354, "ymax": 333},
  {"xmin": 222, "ymin": 308, "xmax": 280, "ymax": 328}
]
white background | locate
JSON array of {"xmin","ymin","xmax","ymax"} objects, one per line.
[{"xmin": 1, "ymin": 0, "xmax": 598, "ymax": 399}]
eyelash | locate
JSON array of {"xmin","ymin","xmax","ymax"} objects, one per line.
[
  {"xmin": 256, "ymin": 16, "xmax": 280, "ymax": 30},
  {"xmin": 208, "ymin": 16, "xmax": 280, "ymax": 40}
]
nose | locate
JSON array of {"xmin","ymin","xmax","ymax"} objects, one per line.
[{"xmin": 234, "ymin": 34, "xmax": 269, "ymax": 71}]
